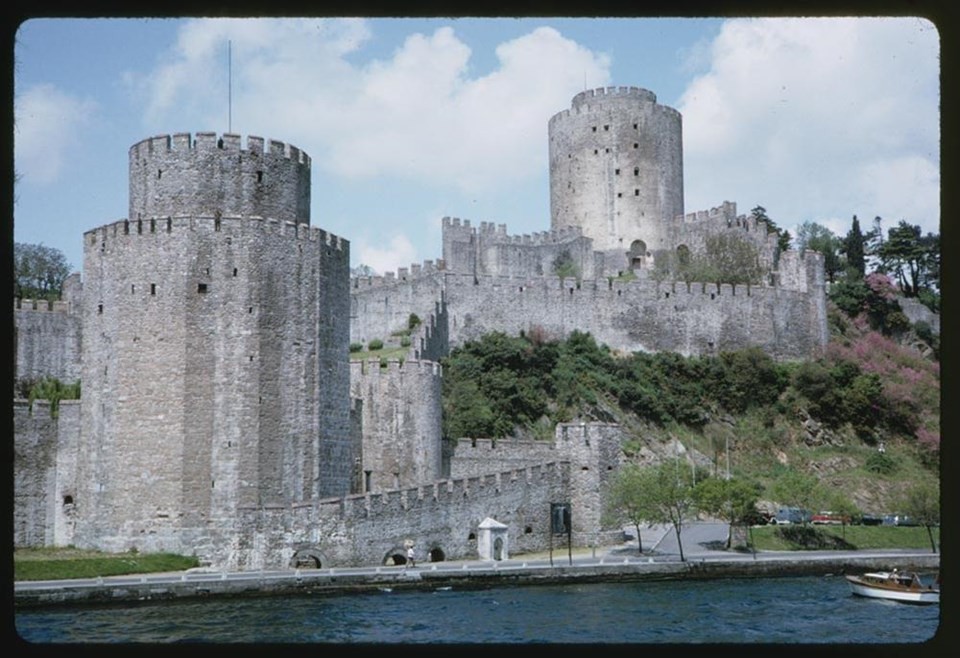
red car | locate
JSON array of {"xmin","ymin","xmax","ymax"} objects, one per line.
[{"xmin": 811, "ymin": 511, "xmax": 851, "ymax": 525}]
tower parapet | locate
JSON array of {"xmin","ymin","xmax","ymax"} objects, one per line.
[{"xmin": 128, "ymin": 133, "xmax": 311, "ymax": 225}]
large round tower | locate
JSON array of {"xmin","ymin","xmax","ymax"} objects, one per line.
[
  {"xmin": 75, "ymin": 133, "xmax": 353, "ymax": 558},
  {"xmin": 548, "ymin": 87, "xmax": 683, "ymax": 269}
]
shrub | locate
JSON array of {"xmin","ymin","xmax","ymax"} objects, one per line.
[
  {"xmin": 349, "ymin": 342, "xmax": 363, "ymax": 353},
  {"xmin": 865, "ymin": 451, "xmax": 897, "ymax": 475},
  {"xmin": 400, "ymin": 336, "xmax": 411, "ymax": 347},
  {"xmin": 367, "ymin": 339, "xmax": 384, "ymax": 351}
]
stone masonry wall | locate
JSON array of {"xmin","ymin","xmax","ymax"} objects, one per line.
[
  {"xmin": 223, "ymin": 461, "xmax": 570, "ymax": 570},
  {"xmin": 548, "ymin": 87, "xmax": 684, "ymax": 253},
  {"xmin": 75, "ymin": 215, "xmax": 351, "ymax": 556},
  {"xmin": 349, "ymin": 359, "xmax": 443, "ymax": 492},
  {"xmin": 13, "ymin": 399, "xmax": 80, "ymax": 547},
  {"xmin": 14, "ymin": 300, "xmax": 82, "ymax": 384},
  {"xmin": 128, "ymin": 133, "xmax": 311, "ymax": 225}
]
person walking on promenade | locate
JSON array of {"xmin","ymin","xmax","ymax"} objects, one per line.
[{"xmin": 407, "ymin": 545, "xmax": 416, "ymax": 568}]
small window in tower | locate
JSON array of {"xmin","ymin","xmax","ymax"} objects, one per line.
[
  {"xmin": 592, "ymin": 126, "xmax": 597, "ymax": 132},
  {"xmin": 214, "ymin": 217, "xmax": 221, "ymax": 231},
  {"xmin": 604, "ymin": 125, "xmax": 609, "ymax": 131},
  {"xmin": 63, "ymin": 495, "xmax": 73, "ymax": 506},
  {"xmin": 633, "ymin": 143, "xmax": 638, "ymax": 149},
  {"xmin": 158, "ymin": 169, "xmax": 162, "ymax": 179},
  {"xmin": 615, "ymin": 168, "xmax": 620, "ymax": 175},
  {"xmin": 233, "ymin": 268, "xmax": 238, "ymax": 277},
  {"xmin": 605, "ymin": 148, "xmax": 610, "ymax": 153},
  {"xmin": 634, "ymin": 167, "xmax": 639, "ymax": 176},
  {"xmin": 633, "ymin": 123, "xmax": 638, "ymax": 129},
  {"xmin": 594, "ymin": 149, "xmax": 598, "ymax": 155},
  {"xmin": 97, "ymin": 303, "xmax": 103, "ymax": 314},
  {"xmin": 131, "ymin": 284, "xmax": 135, "ymax": 294},
  {"xmin": 151, "ymin": 284, "xmax": 156, "ymax": 296},
  {"xmin": 205, "ymin": 268, "xmax": 210, "ymax": 276},
  {"xmin": 217, "ymin": 138, "xmax": 224, "ymax": 149},
  {"xmin": 198, "ymin": 283, "xmax": 209, "ymax": 293},
  {"xmin": 150, "ymin": 218, "xmax": 156, "ymax": 233},
  {"xmin": 123, "ymin": 221, "xmax": 130, "ymax": 235},
  {"xmin": 257, "ymin": 170, "xmax": 264, "ymax": 183},
  {"xmin": 137, "ymin": 219, "xmax": 143, "ymax": 234},
  {"xmin": 166, "ymin": 218, "xmax": 172, "ymax": 232},
  {"xmin": 248, "ymin": 306, "xmax": 253, "ymax": 313},
  {"xmin": 617, "ymin": 192, "xmax": 623, "ymax": 198}
]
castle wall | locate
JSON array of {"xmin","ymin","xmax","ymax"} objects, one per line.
[
  {"xmin": 548, "ymin": 87, "xmax": 684, "ymax": 256},
  {"xmin": 13, "ymin": 299, "xmax": 82, "ymax": 384},
  {"xmin": 410, "ymin": 295, "xmax": 449, "ymax": 362},
  {"xmin": 349, "ymin": 359, "xmax": 443, "ymax": 492},
  {"xmin": 350, "ymin": 269, "xmax": 445, "ymax": 346},
  {"xmin": 128, "ymin": 133, "xmax": 310, "ymax": 225},
  {"xmin": 441, "ymin": 217, "xmax": 601, "ymax": 279},
  {"xmin": 222, "ymin": 462, "xmax": 571, "ymax": 570},
  {"xmin": 13, "ymin": 400, "xmax": 80, "ymax": 547},
  {"xmin": 441, "ymin": 269, "xmax": 827, "ymax": 360},
  {"xmin": 75, "ymin": 214, "xmax": 351, "ymax": 556}
]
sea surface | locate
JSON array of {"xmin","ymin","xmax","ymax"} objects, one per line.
[{"xmin": 15, "ymin": 574, "xmax": 942, "ymax": 644}]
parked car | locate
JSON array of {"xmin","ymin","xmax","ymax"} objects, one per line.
[
  {"xmin": 770, "ymin": 507, "xmax": 811, "ymax": 525},
  {"xmin": 811, "ymin": 511, "xmax": 851, "ymax": 525},
  {"xmin": 882, "ymin": 513, "xmax": 920, "ymax": 526},
  {"xmin": 855, "ymin": 514, "xmax": 884, "ymax": 526}
]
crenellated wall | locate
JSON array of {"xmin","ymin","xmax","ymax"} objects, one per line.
[
  {"xmin": 223, "ymin": 461, "xmax": 572, "ymax": 570},
  {"xmin": 349, "ymin": 359, "xmax": 443, "ymax": 493},
  {"xmin": 441, "ymin": 216, "xmax": 602, "ymax": 279},
  {"xmin": 128, "ymin": 133, "xmax": 311, "ymax": 225},
  {"xmin": 13, "ymin": 298, "xmax": 82, "ymax": 384}
]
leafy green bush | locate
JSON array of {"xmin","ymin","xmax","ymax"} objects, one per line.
[
  {"xmin": 349, "ymin": 342, "xmax": 363, "ymax": 353},
  {"xmin": 865, "ymin": 451, "xmax": 897, "ymax": 475},
  {"xmin": 367, "ymin": 339, "xmax": 384, "ymax": 351}
]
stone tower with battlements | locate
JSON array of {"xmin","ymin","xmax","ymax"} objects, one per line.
[
  {"xmin": 548, "ymin": 86, "xmax": 684, "ymax": 272},
  {"xmin": 74, "ymin": 133, "xmax": 354, "ymax": 556}
]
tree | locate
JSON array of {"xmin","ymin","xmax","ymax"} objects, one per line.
[
  {"xmin": 899, "ymin": 481, "xmax": 940, "ymax": 553},
  {"xmin": 796, "ymin": 221, "xmax": 844, "ymax": 283},
  {"xmin": 350, "ymin": 263, "xmax": 377, "ymax": 277},
  {"xmin": 701, "ymin": 233, "xmax": 764, "ymax": 285},
  {"xmin": 751, "ymin": 205, "xmax": 791, "ymax": 252},
  {"xmin": 768, "ymin": 470, "xmax": 823, "ymax": 522},
  {"xmin": 694, "ymin": 476, "xmax": 760, "ymax": 548},
  {"xmin": 14, "ymin": 242, "xmax": 72, "ymax": 300},
  {"xmin": 842, "ymin": 215, "xmax": 866, "ymax": 277},
  {"xmin": 877, "ymin": 220, "xmax": 939, "ymax": 298},
  {"xmin": 604, "ymin": 463, "xmax": 661, "ymax": 554},
  {"xmin": 605, "ymin": 459, "xmax": 698, "ymax": 560},
  {"xmin": 552, "ymin": 249, "xmax": 580, "ymax": 281}
]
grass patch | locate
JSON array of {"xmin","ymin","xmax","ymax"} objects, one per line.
[
  {"xmin": 14, "ymin": 547, "xmax": 200, "ymax": 581},
  {"xmin": 748, "ymin": 524, "xmax": 940, "ymax": 552},
  {"xmin": 350, "ymin": 345, "xmax": 409, "ymax": 362}
]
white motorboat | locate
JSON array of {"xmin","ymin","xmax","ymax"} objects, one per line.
[{"xmin": 845, "ymin": 570, "xmax": 939, "ymax": 605}]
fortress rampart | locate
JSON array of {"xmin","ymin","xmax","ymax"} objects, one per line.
[
  {"xmin": 14, "ymin": 300, "xmax": 82, "ymax": 384},
  {"xmin": 349, "ymin": 359, "xmax": 444, "ymax": 493},
  {"xmin": 128, "ymin": 133, "xmax": 311, "ymax": 225}
]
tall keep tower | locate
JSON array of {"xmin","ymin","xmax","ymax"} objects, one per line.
[
  {"xmin": 75, "ymin": 133, "xmax": 353, "ymax": 557},
  {"xmin": 548, "ymin": 87, "xmax": 683, "ymax": 270}
]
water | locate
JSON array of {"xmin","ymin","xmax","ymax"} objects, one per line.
[{"xmin": 15, "ymin": 575, "xmax": 941, "ymax": 644}]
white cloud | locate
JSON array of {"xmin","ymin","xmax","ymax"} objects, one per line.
[
  {"xmin": 353, "ymin": 233, "xmax": 418, "ymax": 275},
  {"xmin": 14, "ymin": 83, "xmax": 97, "ymax": 184},
  {"xmin": 133, "ymin": 19, "xmax": 611, "ymax": 195},
  {"xmin": 678, "ymin": 17, "xmax": 940, "ymax": 236}
]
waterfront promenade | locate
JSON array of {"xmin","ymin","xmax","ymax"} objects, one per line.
[{"xmin": 14, "ymin": 522, "xmax": 941, "ymax": 608}]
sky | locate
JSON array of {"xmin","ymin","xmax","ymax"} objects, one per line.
[{"xmin": 12, "ymin": 16, "xmax": 941, "ymax": 276}]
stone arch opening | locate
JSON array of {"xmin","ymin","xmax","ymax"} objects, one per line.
[
  {"xmin": 428, "ymin": 547, "xmax": 446, "ymax": 562},
  {"xmin": 628, "ymin": 239, "xmax": 647, "ymax": 269},
  {"xmin": 289, "ymin": 548, "xmax": 325, "ymax": 569},
  {"xmin": 493, "ymin": 537, "xmax": 504, "ymax": 561}
]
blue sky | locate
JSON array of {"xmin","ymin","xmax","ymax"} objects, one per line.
[{"xmin": 13, "ymin": 17, "xmax": 940, "ymax": 276}]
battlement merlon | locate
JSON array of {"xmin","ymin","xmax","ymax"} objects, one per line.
[
  {"xmin": 14, "ymin": 298, "xmax": 71, "ymax": 313},
  {"xmin": 129, "ymin": 132, "xmax": 311, "ymax": 167},
  {"xmin": 571, "ymin": 86, "xmax": 657, "ymax": 108}
]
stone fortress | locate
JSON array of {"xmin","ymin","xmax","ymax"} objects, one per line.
[{"xmin": 15, "ymin": 86, "xmax": 833, "ymax": 570}]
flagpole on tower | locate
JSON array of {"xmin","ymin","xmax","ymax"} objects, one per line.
[{"xmin": 228, "ymin": 40, "xmax": 232, "ymax": 133}]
